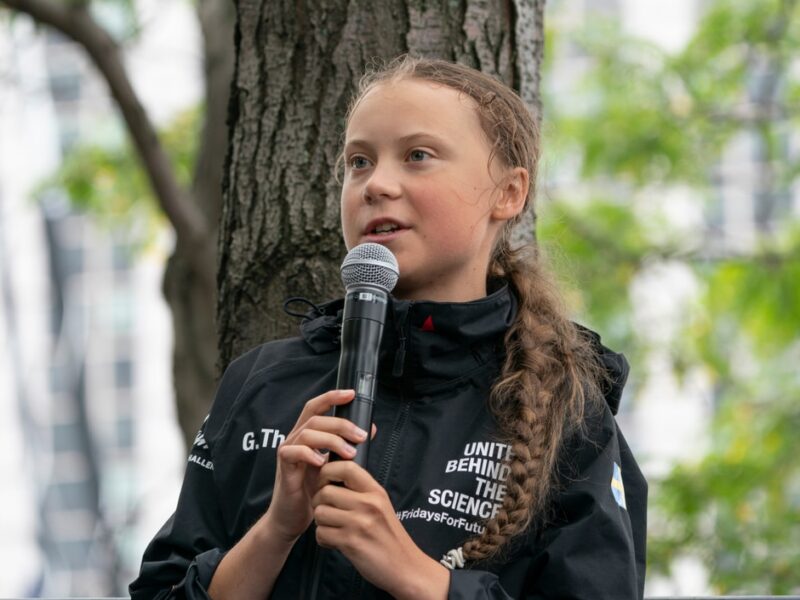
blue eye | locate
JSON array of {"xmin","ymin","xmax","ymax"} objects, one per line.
[
  {"xmin": 408, "ymin": 149, "xmax": 431, "ymax": 162},
  {"xmin": 349, "ymin": 156, "xmax": 370, "ymax": 170}
]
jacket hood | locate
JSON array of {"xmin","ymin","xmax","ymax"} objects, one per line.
[{"xmin": 297, "ymin": 285, "xmax": 629, "ymax": 411}]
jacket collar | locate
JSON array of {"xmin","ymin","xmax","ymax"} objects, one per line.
[
  {"xmin": 380, "ymin": 283, "xmax": 516, "ymax": 391},
  {"xmin": 298, "ymin": 284, "xmax": 629, "ymax": 406},
  {"xmin": 299, "ymin": 284, "xmax": 515, "ymax": 393}
]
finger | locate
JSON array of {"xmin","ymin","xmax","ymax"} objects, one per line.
[
  {"xmin": 292, "ymin": 428, "xmax": 359, "ymax": 460},
  {"xmin": 277, "ymin": 443, "xmax": 327, "ymax": 468},
  {"xmin": 300, "ymin": 415, "xmax": 369, "ymax": 445},
  {"xmin": 371, "ymin": 423, "xmax": 377, "ymax": 440},
  {"xmin": 313, "ymin": 502, "xmax": 352, "ymax": 528},
  {"xmin": 311, "ymin": 480, "xmax": 362, "ymax": 510},
  {"xmin": 295, "ymin": 389, "xmax": 356, "ymax": 425},
  {"xmin": 315, "ymin": 523, "xmax": 345, "ymax": 550},
  {"xmin": 318, "ymin": 460, "xmax": 381, "ymax": 492}
]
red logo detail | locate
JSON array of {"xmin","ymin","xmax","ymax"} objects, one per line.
[{"xmin": 421, "ymin": 315, "xmax": 435, "ymax": 332}]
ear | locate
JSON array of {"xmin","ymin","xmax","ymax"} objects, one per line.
[{"xmin": 491, "ymin": 167, "xmax": 529, "ymax": 222}]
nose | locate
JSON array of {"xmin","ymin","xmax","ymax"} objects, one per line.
[{"xmin": 363, "ymin": 161, "xmax": 402, "ymax": 203}]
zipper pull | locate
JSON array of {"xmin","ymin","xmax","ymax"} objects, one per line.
[{"xmin": 392, "ymin": 333, "xmax": 406, "ymax": 377}]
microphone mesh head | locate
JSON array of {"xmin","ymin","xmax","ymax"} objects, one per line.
[{"xmin": 341, "ymin": 243, "xmax": 399, "ymax": 292}]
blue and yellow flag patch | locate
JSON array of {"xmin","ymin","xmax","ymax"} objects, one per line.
[{"xmin": 611, "ymin": 462, "xmax": 627, "ymax": 510}]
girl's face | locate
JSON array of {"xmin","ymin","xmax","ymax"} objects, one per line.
[{"xmin": 341, "ymin": 78, "xmax": 526, "ymax": 302}]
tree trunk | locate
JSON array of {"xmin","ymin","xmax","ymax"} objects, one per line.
[
  {"xmin": 164, "ymin": 0, "xmax": 235, "ymax": 449},
  {"xmin": 219, "ymin": 0, "xmax": 545, "ymax": 370}
]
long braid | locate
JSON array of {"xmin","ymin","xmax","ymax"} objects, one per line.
[{"xmin": 462, "ymin": 242, "xmax": 605, "ymax": 562}]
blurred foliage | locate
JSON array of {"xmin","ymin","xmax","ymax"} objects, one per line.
[
  {"xmin": 543, "ymin": 0, "xmax": 800, "ymax": 593},
  {"xmin": 38, "ymin": 105, "xmax": 200, "ymax": 248},
  {"xmin": 539, "ymin": 199, "xmax": 647, "ymax": 359},
  {"xmin": 649, "ymin": 365, "xmax": 800, "ymax": 593}
]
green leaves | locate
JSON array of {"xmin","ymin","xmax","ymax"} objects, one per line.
[
  {"xmin": 544, "ymin": 0, "xmax": 800, "ymax": 592},
  {"xmin": 539, "ymin": 198, "xmax": 645, "ymax": 352},
  {"xmin": 38, "ymin": 105, "xmax": 200, "ymax": 246},
  {"xmin": 703, "ymin": 231, "xmax": 800, "ymax": 357},
  {"xmin": 649, "ymin": 380, "xmax": 800, "ymax": 593}
]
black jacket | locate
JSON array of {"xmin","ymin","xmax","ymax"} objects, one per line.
[{"xmin": 130, "ymin": 285, "xmax": 647, "ymax": 599}]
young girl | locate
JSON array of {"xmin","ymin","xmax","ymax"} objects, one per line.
[{"xmin": 131, "ymin": 56, "xmax": 646, "ymax": 599}]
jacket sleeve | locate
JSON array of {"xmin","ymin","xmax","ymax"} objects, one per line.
[
  {"xmin": 447, "ymin": 404, "xmax": 647, "ymax": 600},
  {"xmin": 129, "ymin": 348, "xmax": 263, "ymax": 599}
]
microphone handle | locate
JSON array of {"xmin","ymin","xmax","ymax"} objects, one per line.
[{"xmin": 331, "ymin": 286, "xmax": 387, "ymax": 467}]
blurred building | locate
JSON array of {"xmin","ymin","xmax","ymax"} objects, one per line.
[{"xmin": 0, "ymin": 1, "xmax": 198, "ymax": 595}]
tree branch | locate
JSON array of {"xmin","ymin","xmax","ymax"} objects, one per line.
[{"xmin": 1, "ymin": 0, "xmax": 213, "ymax": 282}]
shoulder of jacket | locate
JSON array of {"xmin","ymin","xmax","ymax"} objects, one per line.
[
  {"xmin": 204, "ymin": 336, "xmax": 322, "ymax": 440},
  {"xmin": 556, "ymin": 399, "xmax": 618, "ymax": 482}
]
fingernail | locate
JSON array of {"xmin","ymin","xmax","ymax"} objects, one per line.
[
  {"xmin": 343, "ymin": 443, "xmax": 357, "ymax": 455},
  {"xmin": 353, "ymin": 427, "xmax": 368, "ymax": 441}
]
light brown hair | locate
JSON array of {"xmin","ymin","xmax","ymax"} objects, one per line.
[{"xmin": 343, "ymin": 55, "xmax": 605, "ymax": 562}]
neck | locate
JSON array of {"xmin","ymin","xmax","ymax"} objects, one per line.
[{"xmin": 392, "ymin": 281, "xmax": 488, "ymax": 303}]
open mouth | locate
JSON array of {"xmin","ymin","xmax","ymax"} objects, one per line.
[
  {"xmin": 364, "ymin": 219, "xmax": 408, "ymax": 238},
  {"xmin": 371, "ymin": 223, "xmax": 401, "ymax": 235}
]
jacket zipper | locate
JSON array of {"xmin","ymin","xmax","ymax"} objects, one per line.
[
  {"xmin": 382, "ymin": 304, "xmax": 412, "ymax": 486},
  {"xmin": 392, "ymin": 309, "xmax": 408, "ymax": 377},
  {"xmin": 392, "ymin": 335, "xmax": 406, "ymax": 377},
  {"xmin": 376, "ymin": 398, "xmax": 411, "ymax": 486},
  {"xmin": 347, "ymin": 398, "xmax": 411, "ymax": 599}
]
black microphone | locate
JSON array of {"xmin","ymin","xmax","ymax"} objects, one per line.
[
  {"xmin": 305, "ymin": 243, "xmax": 398, "ymax": 600},
  {"xmin": 332, "ymin": 242, "xmax": 399, "ymax": 466}
]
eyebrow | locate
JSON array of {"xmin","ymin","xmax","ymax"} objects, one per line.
[
  {"xmin": 344, "ymin": 132, "xmax": 451, "ymax": 152},
  {"xmin": 398, "ymin": 132, "xmax": 449, "ymax": 146}
]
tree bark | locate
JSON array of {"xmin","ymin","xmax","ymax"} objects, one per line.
[{"xmin": 219, "ymin": 0, "xmax": 545, "ymax": 370}]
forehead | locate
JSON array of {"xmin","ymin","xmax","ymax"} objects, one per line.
[{"xmin": 345, "ymin": 78, "xmax": 485, "ymax": 143}]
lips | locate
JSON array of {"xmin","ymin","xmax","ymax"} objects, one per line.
[{"xmin": 363, "ymin": 218, "xmax": 410, "ymax": 236}]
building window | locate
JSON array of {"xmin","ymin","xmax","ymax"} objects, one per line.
[
  {"xmin": 62, "ymin": 246, "xmax": 84, "ymax": 278},
  {"xmin": 114, "ymin": 359, "xmax": 133, "ymax": 389},
  {"xmin": 116, "ymin": 418, "xmax": 133, "ymax": 449},
  {"xmin": 111, "ymin": 292, "xmax": 133, "ymax": 333},
  {"xmin": 54, "ymin": 481, "xmax": 91, "ymax": 511},
  {"xmin": 112, "ymin": 242, "xmax": 132, "ymax": 271},
  {"xmin": 49, "ymin": 72, "xmax": 81, "ymax": 103},
  {"xmin": 53, "ymin": 422, "xmax": 83, "ymax": 452}
]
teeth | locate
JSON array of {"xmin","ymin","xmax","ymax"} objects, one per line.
[{"xmin": 373, "ymin": 223, "xmax": 398, "ymax": 234}]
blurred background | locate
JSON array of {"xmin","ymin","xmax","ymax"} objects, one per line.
[{"xmin": 0, "ymin": 0, "xmax": 797, "ymax": 597}]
